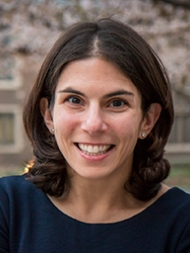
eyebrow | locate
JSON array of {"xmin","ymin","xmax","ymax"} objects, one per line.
[
  {"xmin": 103, "ymin": 90, "xmax": 134, "ymax": 99},
  {"xmin": 58, "ymin": 87, "xmax": 86, "ymax": 97},
  {"xmin": 58, "ymin": 87, "xmax": 134, "ymax": 98}
]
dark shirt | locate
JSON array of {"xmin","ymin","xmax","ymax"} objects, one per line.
[{"xmin": 0, "ymin": 175, "xmax": 190, "ymax": 253}]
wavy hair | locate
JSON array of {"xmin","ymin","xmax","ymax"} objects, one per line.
[{"xmin": 23, "ymin": 18, "xmax": 174, "ymax": 201}]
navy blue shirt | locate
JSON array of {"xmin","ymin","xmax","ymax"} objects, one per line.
[{"xmin": 0, "ymin": 175, "xmax": 190, "ymax": 253}]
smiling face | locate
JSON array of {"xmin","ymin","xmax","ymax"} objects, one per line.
[{"xmin": 41, "ymin": 58, "xmax": 160, "ymax": 184}]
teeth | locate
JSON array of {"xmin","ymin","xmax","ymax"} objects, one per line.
[{"xmin": 78, "ymin": 144, "xmax": 111, "ymax": 155}]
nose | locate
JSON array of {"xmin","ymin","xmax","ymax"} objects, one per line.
[{"xmin": 81, "ymin": 104, "xmax": 108, "ymax": 135}]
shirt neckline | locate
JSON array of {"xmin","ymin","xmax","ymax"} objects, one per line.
[{"xmin": 43, "ymin": 187, "xmax": 182, "ymax": 226}]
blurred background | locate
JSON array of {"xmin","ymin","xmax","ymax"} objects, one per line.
[{"xmin": 0, "ymin": 0, "xmax": 190, "ymax": 189}]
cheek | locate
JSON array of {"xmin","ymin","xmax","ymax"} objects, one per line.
[
  {"xmin": 117, "ymin": 117, "xmax": 142, "ymax": 144},
  {"xmin": 54, "ymin": 111, "xmax": 77, "ymax": 134}
]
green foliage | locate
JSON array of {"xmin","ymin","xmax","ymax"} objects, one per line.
[{"xmin": 165, "ymin": 165, "xmax": 190, "ymax": 189}]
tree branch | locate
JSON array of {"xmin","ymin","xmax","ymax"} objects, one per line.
[{"xmin": 154, "ymin": 0, "xmax": 190, "ymax": 9}]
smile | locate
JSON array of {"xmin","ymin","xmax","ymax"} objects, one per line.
[{"xmin": 77, "ymin": 143, "xmax": 114, "ymax": 156}]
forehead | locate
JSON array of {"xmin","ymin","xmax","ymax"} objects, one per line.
[{"xmin": 56, "ymin": 57, "xmax": 140, "ymax": 96}]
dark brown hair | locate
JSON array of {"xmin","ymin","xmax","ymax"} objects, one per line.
[{"xmin": 23, "ymin": 18, "xmax": 174, "ymax": 201}]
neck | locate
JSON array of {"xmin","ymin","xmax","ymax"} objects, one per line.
[
  {"xmin": 51, "ymin": 175, "xmax": 147, "ymax": 223},
  {"xmin": 69, "ymin": 177, "xmax": 127, "ymax": 207},
  {"xmin": 48, "ymin": 166, "xmax": 169, "ymax": 223},
  {"xmin": 48, "ymin": 178, "xmax": 169, "ymax": 223}
]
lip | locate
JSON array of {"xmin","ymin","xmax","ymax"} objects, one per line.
[
  {"xmin": 75, "ymin": 142, "xmax": 112, "ymax": 145},
  {"xmin": 75, "ymin": 143, "xmax": 115, "ymax": 161}
]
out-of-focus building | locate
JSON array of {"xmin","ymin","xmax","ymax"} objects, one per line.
[
  {"xmin": 166, "ymin": 90, "xmax": 190, "ymax": 164},
  {"xmin": 0, "ymin": 0, "xmax": 190, "ymax": 171},
  {"xmin": 0, "ymin": 54, "xmax": 41, "ymax": 171}
]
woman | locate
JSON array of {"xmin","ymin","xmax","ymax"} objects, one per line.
[{"xmin": 0, "ymin": 18, "xmax": 190, "ymax": 253}]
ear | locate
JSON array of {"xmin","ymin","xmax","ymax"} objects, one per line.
[
  {"xmin": 139, "ymin": 103, "xmax": 162, "ymax": 139},
  {"xmin": 40, "ymin": 98, "xmax": 54, "ymax": 134}
]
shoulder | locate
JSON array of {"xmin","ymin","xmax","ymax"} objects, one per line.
[
  {"xmin": 0, "ymin": 174, "xmax": 36, "ymax": 195},
  {"xmin": 146, "ymin": 187, "xmax": 190, "ymax": 227},
  {"xmin": 0, "ymin": 174, "xmax": 29, "ymax": 186},
  {"xmin": 0, "ymin": 174, "xmax": 44, "ymax": 207},
  {"xmin": 0, "ymin": 174, "xmax": 48, "ymax": 224},
  {"xmin": 157, "ymin": 187, "xmax": 190, "ymax": 233},
  {"xmin": 167, "ymin": 188, "xmax": 190, "ymax": 252},
  {"xmin": 163, "ymin": 187, "xmax": 190, "ymax": 207},
  {"xmin": 156, "ymin": 187, "xmax": 190, "ymax": 216}
]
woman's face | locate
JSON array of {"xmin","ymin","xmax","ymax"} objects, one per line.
[{"xmin": 42, "ymin": 58, "xmax": 158, "ymax": 182}]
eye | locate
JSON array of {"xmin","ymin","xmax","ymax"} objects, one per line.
[
  {"xmin": 109, "ymin": 99, "xmax": 126, "ymax": 107},
  {"xmin": 67, "ymin": 96, "xmax": 82, "ymax": 104}
]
